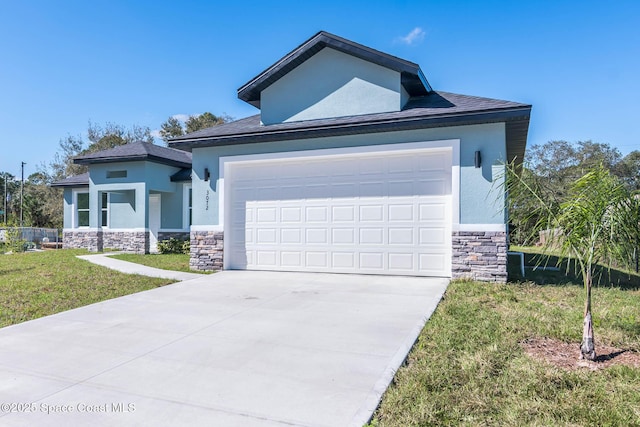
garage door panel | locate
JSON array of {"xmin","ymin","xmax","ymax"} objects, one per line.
[
  {"xmin": 360, "ymin": 228, "xmax": 384, "ymax": 245},
  {"xmin": 256, "ymin": 228, "xmax": 277, "ymax": 244},
  {"xmin": 228, "ymin": 149, "xmax": 452, "ymax": 277},
  {"xmin": 419, "ymin": 203, "xmax": 447, "ymax": 221},
  {"xmin": 360, "ymin": 205, "xmax": 384, "ymax": 222},
  {"xmin": 281, "ymin": 252, "xmax": 302, "ymax": 267},
  {"xmin": 389, "ymin": 253, "xmax": 414, "ymax": 271},
  {"xmin": 420, "ymin": 228, "xmax": 446, "ymax": 245},
  {"xmin": 280, "ymin": 228, "xmax": 302, "ymax": 244},
  {"xmin": 256, "ymin": 207, "xmax": 277, "ymax": 223},
  {"xmin": 306, "ymin": 252, "xmax": 328, "ymax": 267},
  {"xmin": 332, "ymin": 252, "xmax": 355, "ymax": 268},
  {"xmin": 388, "ymin": 204, "xmax": 414, "ymax": 221},
  {"xmin": 388, "ymin": 228, "xmax": 414, "ymax": 245},
  {"xmin": 416, "ymin": 179, "xmax": 448, "ymax": 195},
  {"xmin": 332, "ymin": 206, "xmax": 355, "ymax": 222},
  {"xmin": 256, "ymin": 251, "xmax": 277, "ymax": 266},
  {"xmin": 281, "ymin": 207, "xmax": 302, "ymax": 222},
  {"xmin": 419, "ymin": 253, "xmax": 447, "ymax": 272},
  {"xmin": 360, "ymin": 252, "xmax": 384, "ymax": 269},
  {"xmin": 306, "ymin": 206, "xmax": 328, "ymax": 222},
  {"xmin": 332, "ymin": 228, "xmax": 355, "ymax": 244}
]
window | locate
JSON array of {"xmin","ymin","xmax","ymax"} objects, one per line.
[
  {"xmin": 183, "ymin": 184, "xmax": 193, "ymax": 229},
  {"xmin": 101, "ymin": 192, "xmax": 109, "ymax": 227},
  {"xmin": 107, "ymin": 170, "xmax": 127, "ymax": 179},
  {"xmin": 76, "ymin": 192, "xmax": 89, "ymax": 227},
  {"xmin": 188, "ymin": 187, "xmax": 193, "ymax": 226}
]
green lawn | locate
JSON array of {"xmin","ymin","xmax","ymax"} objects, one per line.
[
  {"xmin": 369, "ymin": 250, "xmax": 640, "ymax": 426},
  {"xmin": 0, "ymin": 250, "xmax": 174, "ymax": 328},
  {"xmin": 108, "ymin": 253, "xmax": 209, "ymax": 274}
]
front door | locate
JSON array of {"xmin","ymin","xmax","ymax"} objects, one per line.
[{"xmin": 149, "ymin": 194, "xmax": 161, "ymax": 253}]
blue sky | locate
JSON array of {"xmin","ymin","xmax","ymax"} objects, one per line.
[{"xmin": 1, "ymin": 0, "xmax": 638, "ymax": 178}]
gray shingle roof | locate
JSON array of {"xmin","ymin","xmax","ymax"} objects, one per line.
[
  {"xmin": 168, "ymin": 91, "xmax": 531, "ymax": 164},
  {"xmin": 237, "ymin": 31, "xmax": 431, "ymax": 108},
  {"xmin": 170, "ymin": 168, "xmax": 192, "ymax": 182},
  {"xmin": 51, "ymin": 172, "xmax": 89, "ymax": 187},
  {"xmin": 74, "ymin": 141, "xmax": 192, "ymax": 168}
]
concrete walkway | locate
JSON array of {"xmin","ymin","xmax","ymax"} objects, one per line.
[
  {"xmin": 76, "ymin": 253, "xmax": 204, "ymax": 281},
  {"xmin": 0, "ymin": 270, "xmax": 448, "ymax": 426}
]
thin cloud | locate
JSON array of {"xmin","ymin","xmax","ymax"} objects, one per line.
[
  {"xmin": 172, "ymin": 114, "xmax": 190, "ymax": 122},
  {"xmin": 397, "ymin": 27, "xmax": 426, "ymax": 45}
]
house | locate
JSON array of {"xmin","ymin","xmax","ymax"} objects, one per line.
[
  {"xmin": 56, "ymin": 31, "xmax": 531, "ymax": 282},
  {"xmin": 52, "ymin": 142, "xmax": 193, "ymax": 253}
]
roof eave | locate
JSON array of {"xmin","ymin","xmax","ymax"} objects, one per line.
[
  {"xmin": 74, "ymin": 155, "xmax": 191, "ymax": 169},
  {"xmin": 50, "ymin": 181, "xmax": 89, "ymax": 188},
  {"xmin": 169, "ymin": 106, "xmax": 531, "ymax": 152}
]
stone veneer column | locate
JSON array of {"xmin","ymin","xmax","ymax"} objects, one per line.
[
  {"xmin": 452, "ymin": 231, "xmax": 507, "ymax": 282},
  {"xmin": 190, "ymin": 230, "xmax": 224, "ymax": 271}
]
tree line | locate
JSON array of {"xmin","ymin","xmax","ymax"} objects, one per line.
[
  {"xmin": 508, "ymin": 140, "xmax": 640, "ymax": 245},
  {"xmin": 0, "ymin": 113, "xmax": 229, "ymax": 229}
]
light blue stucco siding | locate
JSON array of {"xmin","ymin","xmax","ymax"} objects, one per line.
[
  {"xmin": 62, "ymin": 188, "xmax": 73, "ymax": 228},
  {"xmin": 89, "ymin": 162, "xmax": 148, "ymax": 229},
  {"xmin": 60, "ymin": 161, "xmax": 187, "ymax": 230},
  {"xmin": 191, "ymin": 122, "xmax": 507, "ymax": 227},
  {"xmin": 260, "ymin": 48, "xmax": 402, "ymax": 125}
]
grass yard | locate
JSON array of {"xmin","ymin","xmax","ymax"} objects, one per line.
[
  {"xmin": 369, "ymin": 250, "xmax": 640, "ymax": 426},
  {"xmin": 108, "ymin": 253, "xmax": 208, "ymax": 274},
  {"xmin": 0, "ymin": 249, "xmax": 174, "ymax": 328}
]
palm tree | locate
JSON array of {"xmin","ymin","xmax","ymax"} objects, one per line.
[{"xmin": 506, "ymin": 164, "xmax": 639, "ymax": 360}]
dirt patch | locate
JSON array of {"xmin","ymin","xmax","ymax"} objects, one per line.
[{"xmin": 522, "ymin": 337, "xmax": 640, "ymax": 371}]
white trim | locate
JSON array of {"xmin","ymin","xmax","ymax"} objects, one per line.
[
  {"xmin": 102, "ymin": 228, "xmax": 148, "ymax": 232},
  {"xmin": 182, "ymin": 183, "xmax": 193, "ymax": 230},
  {"xmin": 72, "ymin": 189, "xmax": 90, "ymax": 229},
  {"xmin": 190, "ymin": 225, "xmax": 224, "ymax": 232},
  {"xmin": 148, "ymin": 194, "xmax": 161, "ymax": 253},
  {"xmin": 219, "ymin": 139, "xmax": 460, "ymax": 272},
  {"xmin": 62, "ymin": 227, "xmax": 151, "ymax": 233},
  {"xmin": 100, "ymin": 191, "xmax": 110, "ymax": 228},
  {"xmin": 219, "ymin": 139, "xmax": 461, "ymax": 231},
  {"xmin": 453, "ymin": 223, "xmax": 506, "ymax": 232},
  {"xmin": 63, "ymin": 227, "xmax": 100, "ymax": 233}
]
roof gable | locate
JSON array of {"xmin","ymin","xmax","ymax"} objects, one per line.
[
  {"xmin": 73, "ymin": 141, "xmax": 192, "ymax": 168},
  {"xmin": 238, "ymin": 31, "xmax": 432, "ymax": 109}
]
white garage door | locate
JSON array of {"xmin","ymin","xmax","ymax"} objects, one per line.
[{"xmin": 227, "ymin": 149, "xmax": 452, "ymax": 276}]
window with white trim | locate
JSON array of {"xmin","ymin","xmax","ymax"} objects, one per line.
[
  {"xmin": 76, "ymin": 192, "xmax": 89, "ymax": 227},
  {"xmin": 101, "ymin": 192, "xmax": 109, "ymax": 227},
  {"xmin": 183, "ymin": 184, "xmax": 193, "ymax": 229}
]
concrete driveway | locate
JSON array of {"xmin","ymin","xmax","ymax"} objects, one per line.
[{"xmin": 0, "ymin": 271, "xmax": 447, "ymax": 427}]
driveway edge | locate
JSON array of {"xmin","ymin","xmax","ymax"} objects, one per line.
[{"xmin": 350, "ymin": 278, "xmax": 449, "ymax": 427}]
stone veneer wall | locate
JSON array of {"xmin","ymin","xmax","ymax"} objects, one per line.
[
  {"xmin": 190, "ymin": 230, "xmax": 224, "ymax": 271},
  {"xmin": 102, "ymin": 231, "xmax": 148, "ymax": 254},
  {"xmin": 452, "ymin": 231, "xmax": 507, "ymax": 282},
  {"xmin": 63, "ymin": 230, "xmax": 149, "ymax": 253},
  {"xmin": 63, "ymin": 230, "xmax": 102, "ymax": 252}
]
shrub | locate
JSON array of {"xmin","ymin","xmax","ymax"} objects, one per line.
[
  {"xmin": 5, "ymin": 227, "xmax": 26, "ymax": 253},
  {"xmin": 157, "ymin": 237, "xmax": 189, "ymax": 255}
]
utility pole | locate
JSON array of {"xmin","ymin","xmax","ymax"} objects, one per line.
[
  {"xmin": 3, "ymin": 173, "xmax": 6, "ymax": 225},
  {"xmin": 20, "ymin": 162, "xmax": 25, "ymax": 227}
]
